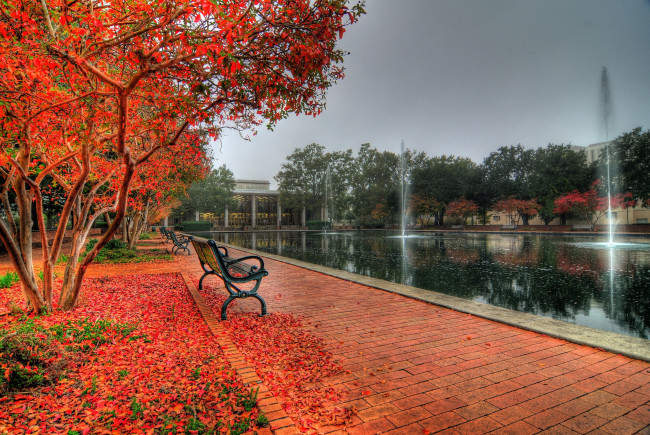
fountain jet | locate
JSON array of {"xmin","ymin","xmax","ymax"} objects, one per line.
[{"xmin": 600, "ymin": 67, "xmax": 614, "ymax": 245}]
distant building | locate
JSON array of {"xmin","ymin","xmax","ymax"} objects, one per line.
[
  {"xmin": 571, "ymin": 140, "xmax": 612, "ymax": 165},
  {"xmin": 198, "ymin": 180, "xmax": 305, "ymax": 229}
]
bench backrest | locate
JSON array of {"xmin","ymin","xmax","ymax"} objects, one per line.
[{"xmin": 190, "ymin": 238, "xmax": 231, "ymax": 274}]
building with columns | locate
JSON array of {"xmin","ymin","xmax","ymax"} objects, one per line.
[{"xmin": 200, "ymin": 180, "xmax": 305, "ymax": 229}]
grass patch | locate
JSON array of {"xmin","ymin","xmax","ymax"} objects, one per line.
[
  {"xmin": 83, "ymin": 238, "xmax": 173, "ymax": 264},
  {"xmin": 0, "ymin": 271, "xmax": 20, "ymax": 288}
]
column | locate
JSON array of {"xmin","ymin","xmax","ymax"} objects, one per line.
[
  {"xmin": 164, "ymin": 216, "xmax": 169, "ymax": 227},
  {"xmin": 277, "ymin": 201, "xmax": 282, "ymax": 228},
  {"xmin": 251, "ymin": 195, "xmax": 257, "ymax": 227},
  {"xmin": 224, "ymin": 205, "xmax": 229, "ymax": 227},
  {"xmin": 301, "ymin": 207, "xmax": 306, "ymax": 227},
  {"xmin": 195, "ymin": 211, "xmax": 199, "ymax": 221}
]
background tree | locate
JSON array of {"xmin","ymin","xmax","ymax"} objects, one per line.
[
  {"xmin": 275, "ymin": 143, "xmax": 354, "ymax": 222},
  {"xmin": 351, "ymin": 143, "xmax": 399, "ymax": 224},
  {"xmin": 175, "ymin": 165, "xmax": 236, "ymax": 222},
  {"xmin": 446, "ymin": 199, "xmax": 479, "ymax": 225},
  {"xmin": 411, "ymin": 155, "xmax": 479, "ymax": 226},
  {"xmin": 527, "ymin": 144, "xmax": 594, "ymax": 224},
  {"xmin": 481, "ymin": 145, "xmax": 535, "ymax": 201},
  {"xmin": 603, "ymin": 127, "xmax": 650, "ymax": 206},
  {"xmin": 409, "ymin": 193, "xmax": 441, "ymax": 227},
  {"xmin": 553, "ymin": 182, "xmax": 635, "ymax": 226}
]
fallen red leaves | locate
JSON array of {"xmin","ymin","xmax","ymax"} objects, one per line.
[
  {"xmin": 198, "ymin": 281, "xmax": 353, "ymax": 433},
  {"xmin": 0, "ymin": 274, "xmax": 264, "ymax": 434}
]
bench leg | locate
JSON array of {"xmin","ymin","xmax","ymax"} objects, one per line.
[
  {"xmin": 221, "ymin": 296, "xmax": 236, "ymax": 320},
  {"xmin": 198, "ymin": 272, "xmax": 209, "ymax": 290},
  {"xmin": 252, "ymin": 293, "xmax": 267, "ymax": 317}
]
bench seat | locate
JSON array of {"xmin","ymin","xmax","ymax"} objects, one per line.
[{"xmin": 190, "ymin": 238, "xmax": 268, "ymax": 320}]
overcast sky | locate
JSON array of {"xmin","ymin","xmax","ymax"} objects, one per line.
[{"xmin": 214, "ymin": 0, "xmax": 650, "ymax": 188}]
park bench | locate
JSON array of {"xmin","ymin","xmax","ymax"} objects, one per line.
[
  {"xmin": 190, "ymin": 237, "xmax": 268, "ymax": 320},
  {"xmin": 451, "ymin": 225, "xmax": 464, "ymax": 230},
  {"xmin": 159, "ymin": 227, "xmax": 174, "ymax": 242},
  {"xmin": 572, "ymin": 224, "xmax": 594, "ymax": 232},
  {"xmin": 500, "ymin": 225, "xmax": 517, "ymax": 230},
  {"xmin": 168, "ymin": 230, "xmax": 191, "ymax": 255}
]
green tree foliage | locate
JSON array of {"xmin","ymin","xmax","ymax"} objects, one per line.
[
  {"xmin": 479, "ymin": 144, "xmax": 592, "ymax": 224},
  {"xmin": 176, "ymin": 165, "xmax": 236, "ymax": 219},
  {"xmin": 350, "ymin": 144, "xmax": 427, "ymax": 226},
  {"xmin": 481, "ymin": 145, "xmax": 534, "ymax": 201},
  {"xmin": 351, "ymin": 144, "xmax": 400, "ymax": 223},
  {"xmin": 604, "ymin": 127, "xmax": 650, "ymax": 206},
  {"xmin": 275, "ymin": 144, "xmax": 354, "ymax": 221},
  {"xmin": 411, "ymin": 156, "xmax": 479, "ymax": 225},
  {"xmin": 528, "ymin": 145, "xmax": 594, "ymax": 224}
]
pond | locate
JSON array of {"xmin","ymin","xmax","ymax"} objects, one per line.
[{"xmin": 190, "ymin": 231, "xmax": 650, "ymax": 339}]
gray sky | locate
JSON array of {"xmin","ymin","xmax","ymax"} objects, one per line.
[{"xmin": 214, "ymin": 0, "xmax": 650, "ymax": 188}]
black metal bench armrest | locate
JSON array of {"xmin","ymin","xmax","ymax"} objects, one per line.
[{"xmin": 227, "ymin": 255, "xmax": 265, "ymax": 272}]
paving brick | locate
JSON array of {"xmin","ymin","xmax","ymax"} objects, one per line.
[
  {"xmin": 384, "ymin": 422, "xmax": 425, "ymax": 434},
  {"xmin": 392, "ymin": 393, "xmax": 434, "ymax": 410},
  {"xmin": 456, "ymin": 401, "xmax": 500, "ymax": 421},
  {"xmin": 599, "ymin": 416, "xmax": 649, "ymax": 435},
  {"xmin": 524, "ymin": 408, "xmax": 571, "ymax": 429},
  {"xmin": 356, "ymin": 403, "xmax": 400, "ymax": 423},
  {"xmin": 454, "ymin": 415, "xmax": 503, "ymax": 433},
  {"xmin": 385, "ymin": 406, "xmax": 433, "ymax": 427},
  {"xmin": 489, "ymin": 404, "xmax": 535, "ymax": 426},
  {"xmin": 490, "ymin": 420, "xmax": 540, "ymax": 435},
  {"xmin": 553, "ymin": 398, "xmax": 597, "ymax": 417},
  {"xmin": 420, "ymin": 411, "xmax": 467, "ymax": 433},
  {"xmin": 561, "ymin": 411, "xmax": 608, "ymax": 433},
  {"xmin": 590, "ymin": 402, "xmax": 632, "ymax": 420},
  {"xmin": 345, "ymin": 417, "xmax": 396, "ymax": 434}
]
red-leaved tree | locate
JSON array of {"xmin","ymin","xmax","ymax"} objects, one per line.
[
  {"xmin": 553, "ymin": 181, "xmax": 636, "ymax": 226},
  {"xmin": 493, "ymin": 198, "xmax": 541, "ymax": 225},
  {"xmin": 446, "ymin": 198, "xmax": 479, "ymax": 224},
  {"xmin": 0, "ymin": 0, "xmax": 364, "ymax": 313},
  {"xmin": 409, "ymin": 193, "xmax": 442, "ymax": 227}
]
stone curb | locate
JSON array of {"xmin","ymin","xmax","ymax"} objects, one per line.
[{"xmin": 181, "ymin": 272, "xmax": 301, "ymax": 435}]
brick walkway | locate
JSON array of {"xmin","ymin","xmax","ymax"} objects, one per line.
[{"xmin": 4, "ymin": 238, "xmax": 649, "ymax": 434}]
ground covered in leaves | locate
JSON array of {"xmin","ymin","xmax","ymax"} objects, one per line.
[
  {"xmin": 198, "ymin": 282, "xmax": 353, "ymax": 433},
  {"xmin": 0, "ymin": 274, "xmax": 266, "ymax": 434}
]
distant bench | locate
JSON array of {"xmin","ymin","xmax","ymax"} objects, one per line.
[
  {"xmin": 500, "ymin": 225, "xmax": 517, "ymax": 230},
  {"xmin": 572, "ymin": 224, "xmax": 594, "ymax": 232},
  {"xmin": 160, "ymin": 228, "xmax": 191, "ymax": 255},
  {"xmin": 190, "ymin": 237, "xmax": 268, "ymax": 320},
  {"xmin": 451, "ymin": 225, "xmax": 464, "ymax": 230}
]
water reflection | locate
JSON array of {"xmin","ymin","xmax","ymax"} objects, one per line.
[{"xmin": 190, "ymin": 231, "xmax": 650, "ymax": 339}]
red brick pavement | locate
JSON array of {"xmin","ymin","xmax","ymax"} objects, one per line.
[
  {"xmin": 180, "ymin": 245, "xmax": 650, "ymax": 434},
  {"xmin": 4, "ymin": 238, "xmax": 649, "ymax": 434}
]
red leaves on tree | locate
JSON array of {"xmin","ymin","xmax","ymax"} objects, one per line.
[
  {"xmin": 493, "ymin": 197, "xmax": 541, "ymax": 225},
  {"xmin": 446, "ymin": 198, "xmax": 479, "ymax": 220},
  {"xmin": 0, "ymin": 0, "xmax": 364, "ymax": 313},
  {"xmin": 553, "ymin": 180, "xmax": 636, "ymax": 225}
]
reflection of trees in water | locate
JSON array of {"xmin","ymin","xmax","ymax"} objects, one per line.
[
  {"xmin": 600, "ymin": 266, "xmax": 650, "ymax": 339},
  {"xmin": 199, "ymin": 231, "xmax": 650, "ymax": 338}
]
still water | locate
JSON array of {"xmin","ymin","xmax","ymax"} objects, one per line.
[{"xmin": 192, "ymin": 231, "xmax": 650, "ymax": 339}]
